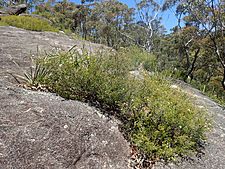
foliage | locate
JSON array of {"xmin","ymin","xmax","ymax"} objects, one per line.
[
  {"xmin": 34, "ymin": 0, "xmax": 76, "ymax": 31},
  {"xmin": 190, "ymin": 78, "xmax": 225, "ymax": 106},
  {"xmin": 152, "ymin": 0, "xmax": 225, "ymax": 105},
  {"xmin": 123, "ymin": 74, "xmax": 208, "ymax": 161},
  {"xmin": 34, "ymin": 49, "xmax": 131, "ymax": 109},
  {"xmin": 33, "ymin": 0, "xmax": 165, "ymax": 49},
  {"xmin": 135, "ymin": 0, "xmax": 165, "ymax": 51},
  {"xmin": 1, "ymin": 0, "xmax": 222, "ymax": 161},
  {"xmin": 154, "ymin": 32, "xmax": 225, "ymax": 106},
  {"xmin": 120, "ymin": 46, "xmax": 157, "ymax": 71},
  {"xmin": 24, "ymin": 47, "xmax": 209, "ymax": 162},
  {"xmin": 0, "ymin": 15, "xmax": 58, "ymax": 32},
  {"xmin": 0, "ymin": 0, "xmax": 6, "ymax": 7},
  {"xmin": 24, "ymin": 60, "xmax": 50, "ymax": 87}
]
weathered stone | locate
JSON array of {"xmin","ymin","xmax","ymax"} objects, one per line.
[
  {"xmin": 0, "ymin": 4, "xmax": 27, "ymax": 15},
  {"xmin": 0, "ymin": 26, "xmax": 109, "ymax": 83},
  {"xmin": 0, "ymin": 26, "xmax": 130, "ymax": 169}
]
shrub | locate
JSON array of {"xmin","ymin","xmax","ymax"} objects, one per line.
[
  {"xmin": 23, "ymin": 48, "xmax": 209, "ymax": 162},
  {"xmin": 0, "ymin": 15, "xmax": 58, "ymax": 32},
  {"xmin": 122, "ymin": 74, "xmax": 208, "ymax": 161}
]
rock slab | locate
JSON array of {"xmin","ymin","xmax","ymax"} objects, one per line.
[
  {"xmin": 0, "ymin": 4, "xmax": 27, "ymax": 15},
  {"xmin": 0, "ymin": 26, "xmax": 130, "ymax": 169}
]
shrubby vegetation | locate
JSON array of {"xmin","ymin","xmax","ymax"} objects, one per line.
[
  {"xmin": 126, "ymin": 75, "xmax": 208, "ymax": 161},
  {"xmin": 22, "ymin": 47, "xmax": 209, "ymax": 162},
  {"xmin": 0, "ymin": 15, "xmax": 58, "ymax": 32}
]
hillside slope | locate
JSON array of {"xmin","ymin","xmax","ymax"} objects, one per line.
[{"xmin": 1, "ymin": 26, "xmax": 225, "ymax": 169}]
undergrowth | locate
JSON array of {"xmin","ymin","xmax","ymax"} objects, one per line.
[
  {"xmin": 0, "ymin": 15, "xmax": 58, "ymax": 32},
  {"xmin": 21, "ymin": 47, "xmax": 210, "ymax": 163},
  {"xmin": 0, "ymin": 21, "xmax": 8, "ymax": 26}
]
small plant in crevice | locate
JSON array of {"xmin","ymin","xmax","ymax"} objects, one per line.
[
  {"xmin": 22, "ymin": 62, "xmax": 51, "ymax": 90},
  {"xmin": 7, "ymin": 54, "xmax": 51, "ymax": 91}
]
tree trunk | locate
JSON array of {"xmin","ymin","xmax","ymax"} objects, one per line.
[
  {"xmin": 222, "ymin": 68, "xmax": 225, "ymax": 90},
  {"xmin": 184, "ymin": 48, "xmax": 200, "ymax": 82}
]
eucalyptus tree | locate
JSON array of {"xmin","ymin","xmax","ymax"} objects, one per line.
[
  {"xmin": 134, "ymin": 0, "xmax": 165, "ymax": 52},
  {"xmin": 35, "ymin": 0, "xmax": 76, "ymax": 30},
  {"xmin": 84, "ymin": 0, "xmax": 135, "ymax": 48},
  {"xmin": 162, "ymin": 0, "xmax": 225, "ymax": 89}
]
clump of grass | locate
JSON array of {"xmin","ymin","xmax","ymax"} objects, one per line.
[
  {"xmin": 0, "ymin": 15, "xmax": 58, "ymax": 32},
  {"xmin": 23, "ymin": 47, "xmax": 210, "ymax": 162}
]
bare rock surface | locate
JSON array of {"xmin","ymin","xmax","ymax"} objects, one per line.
[
  {"xmin": 0, "ymin": 26, "xmax": 130, "ymax": 169},
  {"xmin": 0, "ymin": 26, "xmax": 109, "ymax": 83},
  {"xmin": 154, "ymin": 81, "xmax": 225, "ymax": 169},
  {"xmin": 0, "ymin": 4, "xmax": 27, "ymax": 15}
]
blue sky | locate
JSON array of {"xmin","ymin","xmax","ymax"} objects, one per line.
[
  {"xmin": 72, "ymin": 0, "xmax": 179, "ymax": 32},
  {"xmin": 119, "ymin": 0, "xmax": 178, "ymax": 32}
]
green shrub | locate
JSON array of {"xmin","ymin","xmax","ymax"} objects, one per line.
[
  {"xmin": 23, "ymin": 48, "xmax": 209, "ymax": 162},
  {"xmin": 0, "ymin": 15, "xmax": 58, "ymax": 32},
  {"xmin": 122, "ymin": 74, "xmax": 209, "ymax": 161}
]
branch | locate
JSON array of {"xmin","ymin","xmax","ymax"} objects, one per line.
[
  {"xmin": 184, "ymin": 38, "xmax": 193, "ymax": 47},
  {"xmin": 116, "ymin": 29, "xmax": 146, "ymax": 49}
]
